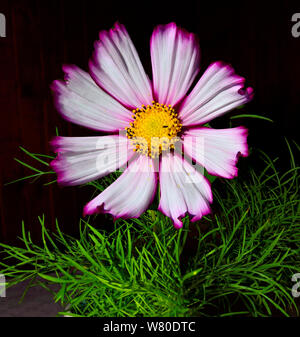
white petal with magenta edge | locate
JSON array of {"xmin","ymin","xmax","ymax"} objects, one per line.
[
  {"xmin": 179, "ymin": 61, "xmax": 253, "ymax": 126},
  {"xmin": 51, "ymin": 135, "xmax": 134, "ymax": 186},
  {"xmin": 183, "ymin": 126, "xmax": 249, "ymax": 179},
  {"xmin": 159, "ymin": 152, "xmax": 212, "ymax": 228},
  {"xmin": 150, "ymin": 22, "xmax": 200, "ymax": 107},
  {"xmin": 52, "ymin": 65, "xmax": 133, "ymax": 132},
  {"xmin": 89, "ymin": 23, "xmax": 153, "ymax": 109},
  {"xmin": 84, "ymin": 155, "xmax": 157, "ymax": 219}
]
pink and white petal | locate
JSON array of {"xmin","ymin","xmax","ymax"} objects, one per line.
[
  {"xmin": 150, "ymin": 22, "xmax": 200, "ymax": 107},
  {"xmin": 183, "ymin": 126, "xmax": 248, "ymax": 179},
  {"xmin": 159, "ymin": 152, "xmax": 212, "ymax": 228},
  {"xmin": 51, "ymin": 65, "xmax": 133, "ymax": 132},
  {"xmin": 179, "ymin": 62, "xmax": 253, "ymax": 126},
  {"xmin": 84, "ymin": 155, "xmax": 157, "ymax": 219},
  {"xmin": 50, "ymin": 135, "xmax": 134, "ymax": 186},
  {"xmin": 89, "ymin": 23, "xmax": 153, "ymax": 109}
]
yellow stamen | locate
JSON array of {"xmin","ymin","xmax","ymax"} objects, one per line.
[{"xmin": 126, "ymin": 102, "xmax": 182, "ymax": 158}]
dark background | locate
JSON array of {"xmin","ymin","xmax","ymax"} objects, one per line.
[{"xmin": 0, "ymin": 0, "xmax": 299, "ymax": 245}]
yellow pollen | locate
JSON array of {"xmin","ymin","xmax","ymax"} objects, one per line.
[{"xmin": 126, "ymin": 101, "xmax": 182, "ymax": 158}]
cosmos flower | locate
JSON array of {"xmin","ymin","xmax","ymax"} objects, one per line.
[{"xmin": 50, "ymin": 22, "xmax": 253, "ymax": 228}]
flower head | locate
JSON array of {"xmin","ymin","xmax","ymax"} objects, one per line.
[
  {"xmin": 126, "ymin": 102, "xmax": 182, "ymax": 158},
  {"xmin": 51, "ymin": 22, "xmax": 253, "ymax": 228}
]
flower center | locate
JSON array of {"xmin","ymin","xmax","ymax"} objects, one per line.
[{"xmin": 126, "ymin": 101, "xmax": 182, "ymax": 158}]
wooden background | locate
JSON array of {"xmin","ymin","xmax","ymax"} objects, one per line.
[{"xmin": 0, "ymin": 0, "xmax": 299, "ymax": 245}]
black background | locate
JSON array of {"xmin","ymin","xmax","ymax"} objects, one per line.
[{"xmin": 0, "ymin": 0, "xmax": 299, "ymax": 245}]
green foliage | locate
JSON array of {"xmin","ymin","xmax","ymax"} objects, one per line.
[
  {"xmin": 4, "ymin": 146, "xmax": 56, "ymax": 186},
  {"xmin": 0, "ymin": 143, "xmax": 299, "ymax": 317},
  {"xmin": 230, "ymin": 114, "xmax": 273, "ymax": 123}
]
